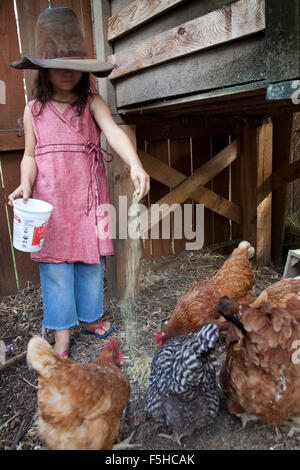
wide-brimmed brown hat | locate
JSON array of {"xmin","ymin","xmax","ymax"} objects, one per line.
[{"xmin": 10, "ymin": 7, "xmax": 114, "ymax": 78}]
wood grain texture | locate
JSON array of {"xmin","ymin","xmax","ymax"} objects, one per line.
[
  {"xmin": 1, "ymin": 152, "xmax": 40, "ymax": 290},
  {"xmin": 241, "ymin": 119, "xmax": 273, "ymax": 264},
  {"xmin": 115, "ymin": 34, "xmax": 265, "ymax": 108},
  {"xmin": 241, "ymin": 124, "xmax": 259, "ymax": 249},
  {"xmin": 140, "ymin": 138, "xmax": 240, "ymax": 234},
  {"xmin": 0, "ymin": 179, "xmax": 18, "ymax": 296},
  {"xmin": 0, "ymin": 131, "xmax": 24, "ymax": 152},
  {"xmin": 256, "ymin": 119, "xmax": 272, "ymax": 264},
  {"xmin": 271, "ymin": 113, "xmax": 293, "ymax": 264},
  {"xmin": 108, "ymin": 0, "xmax": 184, "ymax": 41},
  {"xmin": 147, "ymin": 139, "xmax": 174, "ymax": 257},
  {"xmin": 168, "ymin": 138, "xmax": 192, "ymax": 253},
  {"xmin": 0, "ymin": 0, "xmax": 26, "ymax": 129},
  {"xmin": 91, "ymin": 0, "xmax": 116, "ymax": 111},
  {"xmin": 108, "ymin": 0, "xmax": 265, "ymax": 79},
  {"xmin": 211, "ymin": 136, "xmax": 231, "ymax": 244},
  {"xmin": 191, "ymin": 136, "xmax": 213, "ymax": 246},
  {"xmin": 138, "ymin": 147, "xmax": 242, "ymax": 224},
  {"xmin": 108, "ymin": 125, "xmax": 138, "ymax": 298}
]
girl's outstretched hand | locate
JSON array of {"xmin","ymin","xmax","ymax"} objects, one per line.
[{"xmin": 130, "ymin": 164, "xmax": 150, "ymax": 200}]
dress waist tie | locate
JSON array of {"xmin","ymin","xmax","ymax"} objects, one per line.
[{"xmin": 85, "ymin": 140, "xmax": 113, "ymax": 217}]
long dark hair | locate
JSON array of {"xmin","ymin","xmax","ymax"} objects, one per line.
[{"xmin": 31, "ymin": 70, "xmax": 94, "ymax": 117}]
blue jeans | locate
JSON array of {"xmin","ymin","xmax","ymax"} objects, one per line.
[{"xmin": 39, "ymin": 259, "xmax": 105, "ymax": 330}]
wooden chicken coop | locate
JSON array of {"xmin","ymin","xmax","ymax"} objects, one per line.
[{"xmin": 1, "ymin": 0, "xmax": 300, "ymax": 298}]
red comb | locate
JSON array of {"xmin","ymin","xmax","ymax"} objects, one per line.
[{"xmin": 104, "ymin": 338, "xmax": 119, "ymax": 350}]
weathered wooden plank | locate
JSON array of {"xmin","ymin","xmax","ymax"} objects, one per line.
[
  {"xmin": 0, "ymin": 130, "xmax": 24, "ymax": 152},
  {"xmin": 0, "ymin": 0, "xmax": 26, "ymax": 129},
  {"xmin": 136, "ymin": 117, "xmax": 242, "ymax": 141},
  {"xmin": 115, "ymin": 35, "xmax": 266, "ymax": 108},
  {"xmin": 271, "ymin": 113, "xmax": 293, "ymax": 264},
  {"xmin": 230, "ymin": 134, "xmax": 243, "ymax": 242},
  {"xmin": 91, "ymin": 0, "xmax": 116, "ymax": 112},
  {"xmin": 241, "ymin": 119, "xmax": 273, "ymax": 264},
  {"xmin": 0, "ymin": 170, "xmax": 18, "ymax": 297},
  {"xmin": 266, "ymin": 0, "xmax": 300, "ymax": 83},
  {"xmin": 92, "ymin": 0, "xmax": 117, "ymax": 289},
  {"xmin": 1, "ymin": 152, "xmax": 40, "ymax": 290},
  {"xmin": 108, "ymin": 0, "xmax": 265, "ymax": 79},
  {"xmin": 147, "ymin": 140, "xmax": 173, "ymax": 257},
  {"xmin": 272, "ymin": 159, "xmax": 300, "ymax": 192},
  {"xmin": 108, "ymin": 0, "xmax": 184, "ymax": 41},
  {"xmin": 108, "ymin": 125, "xmax": 138, "ymax": 298},
  {"xmin": 138, "ymin": 146, "xmax": 242, "ymax": 224},
  {"xmin": 256, "ymin": 119, "xmax": 272, "ymax": 264},
  {"xmin": 169, "ymin": 138, "xmax": 192, "ymax": 253},
  {"xmin": 241, "ymin": 124, "xmax": 258, "ymax": 249},
  {"xmin": 140, "ymin": 138, "xmax": 240, "ymax": 234},
  {"xmin": 211, "ymin": 136, "xmax": 231, "ymax": 244},
  {"xmin": 191, "ymin": 137, "xmax": 213, "ymax": 246},
  {"xmin": 119, "ymin": 82, "xmax": 266, "ymax": 116}
]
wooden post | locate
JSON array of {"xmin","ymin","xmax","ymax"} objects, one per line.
[
  {"xmin": 242, "ymin": 118, "xmax": 273, "ymax": 264},
  {"xmin": 108, "ymin": 125, "xmax": 137, "ymax": 299},
  {"xmin": 91, "ymin": 0, "xmax": 116, "ymax": 113},
  {"xmin": 257, "ymin": 119, "xmax": 273, "ymax": 264},
  {"xmin": 241, "ymin": 124, "xmax": 258, "ymax": 249},
  {"xmin": 271, "ymin": 113, "xmax": 293, "ymax": 264},
  {"xmin": 91, "ymin": 0, "xmax": 119, "ymax": 297}
]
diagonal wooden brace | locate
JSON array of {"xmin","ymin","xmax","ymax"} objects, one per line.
[{"xmin": 139, "ymin": 138, "xmax": 241, "ymax": 234}]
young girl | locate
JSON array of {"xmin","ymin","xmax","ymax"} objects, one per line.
[{"xmin": 8, "ymin": 9, "xmax": 150, "ymax": 358}]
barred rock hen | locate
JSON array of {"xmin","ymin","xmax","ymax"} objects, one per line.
[
  {"xmin": 27, "ymin": 336, "xmax": 130, "ymax": 450},
  {"xmin": 146, "ymin": 324, "xmax": 219, "ymax": 443},
  {"xmin": 156, "ymin": 241, "xmax": 255, "ymax": 345},
  {"xmin": 217, "ymin": 291, "xmax": 300, "ymax": 430}
]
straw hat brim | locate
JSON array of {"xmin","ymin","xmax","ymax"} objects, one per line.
[{"xmin": 10, "ymin": 56, "xmax": 115, "ymax": 78}]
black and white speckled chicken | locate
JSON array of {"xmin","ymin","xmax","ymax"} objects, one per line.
[{"xmin": 145, "ymin": 324, "xmax": 219, "ymax": 444}]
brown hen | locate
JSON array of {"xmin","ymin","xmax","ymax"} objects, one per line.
[
  {"xmin": 251, "ymin": 277, "xmax": 300, "ymax": 319},
  {"xmin": 218, "ymin": 285, "xmax": 300, "ymax": 429},
  {"xmin": 156, "ymin": 241, "xmax": 255, "ymax": 345},
  {"xmin": 27, "ymin": 336, "xmax": 130, "ymax": 450}
]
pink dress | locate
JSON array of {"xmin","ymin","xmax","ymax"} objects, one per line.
[{"xmin": 28, "ymin": 95, "xmax": 114, "ymax": 264}]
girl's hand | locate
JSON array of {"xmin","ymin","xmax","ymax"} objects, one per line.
[
  {"xmin": 8, "ymin": 182, "xmax": 32, "ymax": 206},
  {"xmin": 130, "ymin": 164, "xmax": 150, "ymax": 200}
]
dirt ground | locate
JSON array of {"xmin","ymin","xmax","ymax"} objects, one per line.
[{"xmin": 1, "ymin": 244, "xmax": 300, "ymax": 451}]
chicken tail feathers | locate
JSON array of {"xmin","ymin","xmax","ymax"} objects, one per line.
[
  {"xmin": 237, "ymin": 241, "xmax": 255, "ymax": 259},
  {"xmin": 217, "ymin": 297, "xmax": 248, "ymax": 337},
  {"xmin": 27, "ymin": 335, "xmax": 59, "ymax": 377}
]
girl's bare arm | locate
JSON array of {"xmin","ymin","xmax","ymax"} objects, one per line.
[
  {"xmin": 8, "ymin": 106, "xmax": 37, "ymax": 205},
  {"xmin": 90, "ymin": 95, "xmax": 150, "ymax": 199}
]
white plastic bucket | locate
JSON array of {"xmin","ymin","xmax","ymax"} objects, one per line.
[{"xmin": 13, "ymin": 198, "xmax": 53, "ymax": 252}]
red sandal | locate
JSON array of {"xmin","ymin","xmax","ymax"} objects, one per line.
[
  {"xmin": 59, "ymin": 342, "xmax": 72, "ymax": 359},
  {"xmin": 80, "ymin": 319, "xmax": 115, "ymax": 339}
]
